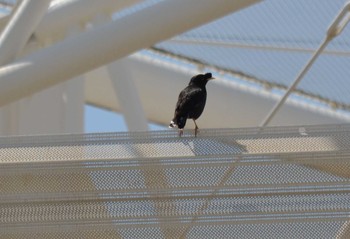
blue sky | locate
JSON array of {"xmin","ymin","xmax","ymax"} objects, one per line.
[
  {"xmin": 84, "ymin": 105, "xmax": 165, "ymax": 133},
  {"xmin": 84, "ymin": 105, "xmax": 126, "ymax": 132}
]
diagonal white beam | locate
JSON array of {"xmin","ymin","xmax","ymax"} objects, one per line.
[
  {"xmin": 87, "ymin": 14, "xmax": 149, "ymax": 132},
  {"xmin": 0, "ymin": 0, "xmax": 50, "ymax": 65},
  {"xmin": 0, "ymin": 0, "xmax": 261, "ymax": 107},
  {"xmin": 108, "ymin": 60, "xmax": 149, "ymax": 131},
  {"xmin": 0, "ymin": 0, "xmax": 51, "ymax": 135},
  {"xmin": 35, "ymin": 0, "xmax": 143, "ymax": 43},
  {"xmin": 0, "ymin": 0, "xmax": 143, "ymax": 45}
]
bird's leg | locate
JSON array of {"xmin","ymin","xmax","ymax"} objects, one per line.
[
  {"xmin": 193, "ymin": 120, "xmax": 199, "ymax": 137},
  {"xmin": 179, "ymin": 129, "xmax": 184, "ymax": 137}
]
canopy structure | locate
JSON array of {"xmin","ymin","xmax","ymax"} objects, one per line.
[
  {"xmin": 0, "ymin": 0, "xmax": 350, "ymax": 238},
  {"xmin": 0, "ymin": 0, "xmax": 349, "ymax": 134}
]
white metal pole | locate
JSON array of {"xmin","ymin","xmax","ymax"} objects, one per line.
[
  {"xmin": 0, "ymin": 0, "xmax": 143, "ymax": 45},
  {"xmin": 260, "ymin": 38, "xmax": 330, "ymax": 127},
  {"xmin": 108, "ymin": 61, "xmax": 149, "ymax": 131},
  {"xmin": 0, "ymin": 0, "xmax": 51, "ymax": 65},
  {"xmin": 89, "ymin": 14, "xmax": 148, "ymax": 131},
  {"xmin": 260, "ymin": 2, "xmax": 350, "ymax": 127},
  {"xmin": 0, "ymin": 0, "xmax": 261, "ymax": 108},
  {"xmin": 0, "ymin": 0, "xmax": 50, "ymax": 135},
  {"xmin": 35, "ymin": 0, "xmax": 143, "ymax": 43}
]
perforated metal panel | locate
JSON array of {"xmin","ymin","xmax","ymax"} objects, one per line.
[{"xmin": 1, "ymin": 124, "xmax": 350, "ymax": 238}]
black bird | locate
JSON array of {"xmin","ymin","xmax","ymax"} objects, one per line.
[{"xmin": 169, "ymin": 72, "xmax": 214, "ymax": 137}]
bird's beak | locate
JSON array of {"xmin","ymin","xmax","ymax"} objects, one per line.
[{"xmin": 209, "ymin": 77, "xmax": 215, "ymax": 80}]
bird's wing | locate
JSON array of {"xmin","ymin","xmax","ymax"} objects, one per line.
[{"xmin": 175, "ymin": 86, "xmax": 204, "ymax": 115}]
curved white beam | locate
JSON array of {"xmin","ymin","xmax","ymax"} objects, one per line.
[
  {"xmin": 0, "ymin": 0, "xmax": 261, "ymax": 107},
  {"xmin": 0, "ymin": 0, "xmax": 50, "ymax": 136},
  {"xmin": 0, "ymin": 0, "xmax": 50, "ymax": 64},
  {"xmin": 85, "ymin": 54, "xmax": 350, "ymax": 128},
  {"xmin": 35, "ymin": 0, "xmax": 143, "ymax": 43},
  {"xmin": 0, "ymin": 0, "xmax": 143, "ymax": 44}
]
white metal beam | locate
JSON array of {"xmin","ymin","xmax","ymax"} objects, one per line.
[
  {"xmin": 0, "ymin": 0, "xmax": 50, "ymax": 65},
  {"xmin": 0, "ymin": 0, "xmax": 143, "ymax": 46},
  {"xmin": 86, "ymin": 13, "xmax": 149, "ymax": 132},
  {"xmin": 0, "ymin": 0, "xmax": 50, "ymax": 135},
  {"xmin": 107, "ymin": 60, "xmax": 149, "ymax": 131},
  {"xmin": 0, "ymin": 0, "xmax": 261, "ymax": 108},
  {"xmin": 85, "ymin": 54, "xmax": 350, "ymax": 129},
  {"xmin": 35, "ymin": 0, "xmax": 143, "ymax": 43}
]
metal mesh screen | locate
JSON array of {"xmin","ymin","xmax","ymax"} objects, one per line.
[
  {"xmin": 1, "ymin": 124, "xmax": 350, "ymax": 238},
  {"xmin": 154, "ymin": 0, "xmax": 350, "ymax": 111}
]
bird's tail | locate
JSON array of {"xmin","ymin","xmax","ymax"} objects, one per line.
[{"xmin": 169, "ymin": 120, "xmax": 177, "ymax": 128}]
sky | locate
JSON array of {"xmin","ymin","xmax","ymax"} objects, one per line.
[
  {"xmin": 84, "ymin": 105, "xmax": 165, "ymax": 133},
  {"xmin": 84, "ymin": 105, "xmax": 126, "ymax": 133}
]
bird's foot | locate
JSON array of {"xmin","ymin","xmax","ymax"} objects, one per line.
[
  {"xmin": 194, "ymin": 126, "xmax": 199, "ymax": 137},
  {"xmin": 193, "ymin": 120, "xmax": 199, "ymax": 137},
  {"xmin": 179, "ymin": 129, "xmax": 184, "ymax": 137}
]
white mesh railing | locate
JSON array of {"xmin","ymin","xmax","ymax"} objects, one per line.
[{"xmin": 1, "ymin": 124, "xmax": 350, "ymax": 238}]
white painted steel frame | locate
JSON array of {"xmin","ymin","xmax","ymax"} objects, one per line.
[
  {"xmin": 85, "ymin": 54, "xmax": 350, "ymax": 129},
  {"xmin": 0, "ymin": 0, "xmax": 143, "ymax": 44},
  {"xmin": 35, "ymin": 0, "xmax": 143, "ymax": 43},
  {"xmin": 0, "ymin": 0, "xmax": 261, "ymax": 108},
  {"xmin": 0, "ymin": 0, "xmax": 50, "ymax": 65},
  {"xmin": 0, "ymin": 0, "xmax": 50, "ymax": 135}
]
